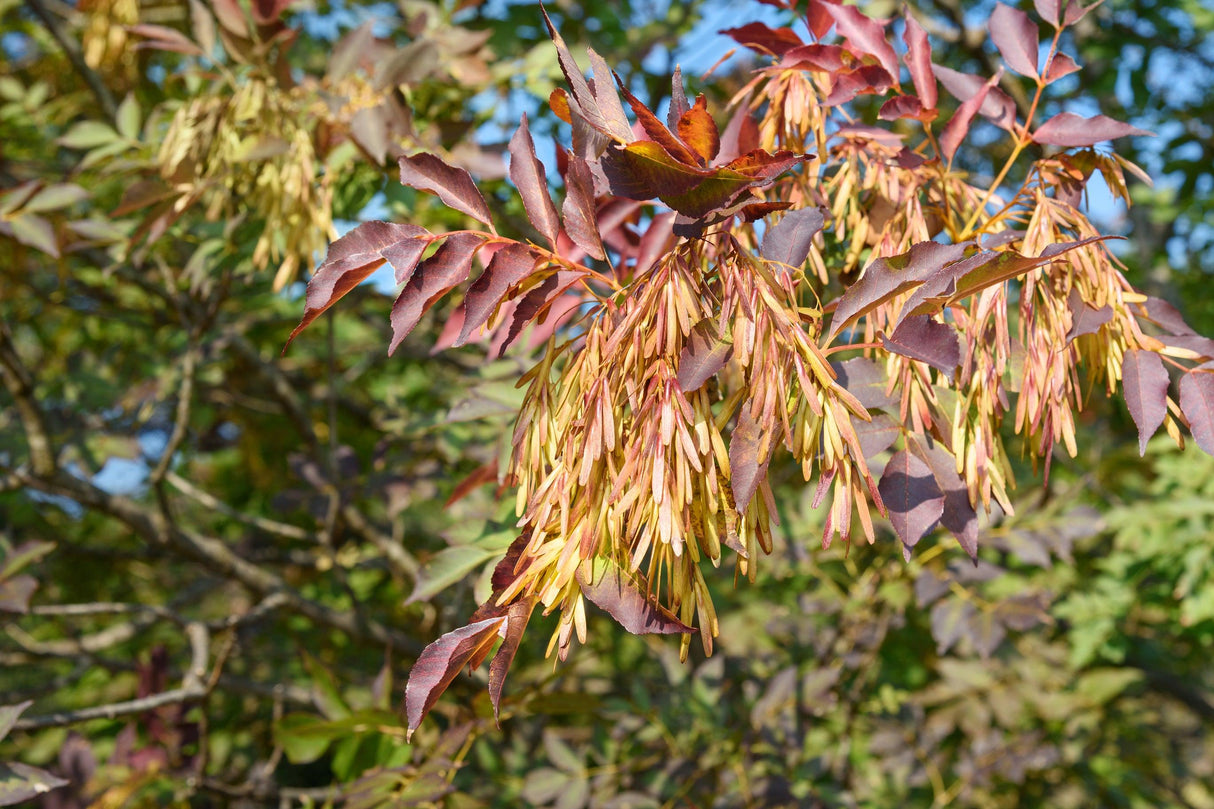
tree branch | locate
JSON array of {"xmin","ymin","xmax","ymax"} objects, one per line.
[
  {"xmin": 25, "ymin": 0, "xmax": 118, "ymax": 122},
  {"xmin": 0, "ymin": 320, "xmax": 56, "ymax": 477}
]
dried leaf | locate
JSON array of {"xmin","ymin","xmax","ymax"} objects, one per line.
[
  {"xmin": 390, "ymin": 233, "xmax": 483, "ymax": 354},
  {"xmin": 760, "ymin": 206, "xmax": 827, "ymax": 270},
  {"xmin": 1032, "ymin": 112, "xmax": 1153, "ymax": 147},
  {"xmin": 576, "ymin": 560, "xmax": 694, "ymax": 635},
  {"xmin": 488, "ymin": 598, "xmax": 537, "ymax": 723},
  {"xmin": 678, "ymin": 319, "xmax": 733, "ymax": 392},
  {"xmin": 879, "ymin": 450, "xmax": 944, "ymax": 555},
  {"xmin": 1179, "ymin": 370, "xmax": 1214, "ymax": 457},
  {"xmin": 399, "ymin": 152, "xmax": 493, "ymax": 227},
  {"xmin": 509, "ymin": 114, "xmax": 561, "ymax": 248},
  {"xmin": 404, "ymin": 617, "xmax": 505, "ymax": 740},
  {"xmin": 990, "ymin": 3, "xmax": 1040, "ymax": 77},
  {"xmin": 457, "ymin": 242, "xmax": 538, "ymax": 346},
  {"xmin": 1121, "ymin": 349, "xmax": 1169, "ymax": 455}
]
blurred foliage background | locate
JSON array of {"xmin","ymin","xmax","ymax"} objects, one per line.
[{"xmin": 1, "ymin": 0, "xmax": 1212, "ymax": 806}]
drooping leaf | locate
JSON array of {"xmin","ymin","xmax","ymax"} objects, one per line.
[
  {"xmin": 1032, "ymin": 112, "xmax": 1153, "ymax": 147},
  {"xmin": 676, "ymin": 96, "xmax": 720, "ymax": 165},
  {"xmin": 719, "ymin": 22, "xmax": 803, "ymax": 56},
  {"xmin": 760, "ymin": 206, "xmax": 827, "ymax": 270},
  {"xmin": 990, "ymin": 3, "xmax": 1040, "ymax": 77},
  {"xmin": 390, "ymin": 233, "xmax": 483, "ymax": 354},
  {"xmin": 0, "ymin": 761, "xmax": 69, "ymax": 806},
  {"xmin": 729, "ymin": 406, "xmax": 773, "ymax": 513},
  {"xmin": 879, "ymin": 450, "xmax": 944, "ymax": 556},
  {"xmin": 1179, "ymin": 370, "xmax": 1214, "ymax": 457},
  {"xmin": 457, "ymin": 242, "xmax": 539, "ymax": 346},
  {"xmin": 576, "ymin": 560, "xmax": 694, "ymax": 635},
  {"xmin": 882, "ymin": 315, "xmax": 962, "ymax": 374},
  {"xmin": 677, "ymin": 319, "xmax": 733, "ymax": 392},
  {"xmin": 902, "ymin": 13, "xmax": 937, "ymax": 109},
  {"xmin": 509, "ymin": 114, "xmax": 561, "ymax": 248},
  {"xmin": 488, "ymin": 597, "xmax": 537, "ymax": 724},
  {"xmin": 1065, "ymin": 288, "xmax": 1113, "ymax": 342},
  {"xmin": 1121, "ymin": 348, "xmax": 1169, "ymax": 455},
  {"xmin": 404, "ymin": 616, "xmax": 506, "ymax": 740},
  {"xmin": 831, "ymin": 357, "xmax": 896, "ymax": 410},
  {"xmin": 560, "ymin": 157, "xmax": 606, "ymax": 261},
  {"xmin": 820, "ymin": 2, "xmax": 900, "ymax": 83},
  {"xmin": 399, "ymin": 152, "xmax": 494, "ymax": 227},
  {"xmin": 933, "ymin": 64, "xmax": 1017, "ymax": 130},
  {"xmin": 940, "ymin": 70, "xmax": 1000, "ymax": 163},
  {"xmin": 907, "ymin": 435, "xmax": 979, "ymax": 559},
  {"xmin": 286, "ymin": 222, "xmax": 430, "ymax": 347}
]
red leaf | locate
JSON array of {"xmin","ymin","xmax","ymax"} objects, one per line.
[
  {"xmin": 939, "ymin": 70, "xmax": 1000, "ymax": 163},
  {"xmin": 902, "ymin": 13, "xmax": 937, "ymax": 109},
  {"xmin": 820, "ymin": 2, "xmax": 900, "ymax": 84},
  {"xmin": 677, "ymin": 96, "xmax": 721, "ymax": 165},
  {"xmin": 1179, "ymin": 370, "xmax": 1214, "ymax": 457},
  {"xmin": 1032, "ymin": 112, "xmax": 1153, "ymax": 147},
  {"xmin": 286, "ymin": 222, "xmax": 429, "ymax": 348},
  {"xmin": 1065, "ymin": 288, "xmax": 1113, "ymax": 342},
  {"xmin": 585, "ymin": 49, "xmax": 633, "ymax": 142},
  {"xmin": 907, "ymin": 435, "xmax": 978, "ymax": 559},
  {"xmin": 853, "ymin": 414, "xmax": 900, "ymax": 459},
  {"xmin": 1121, "ymin": 349, "xmax": 1169, "ymax": 455},
  {"xmin": 404, "ymin": 616, "xmax": 505, "ymax": 740},
  {"xmin": 497, "ymin": 270, "xmax": 587, "ymax": 355},
  {"xmin": 399, "ymin": 152, "xmax": 493, "ymax": 227},
  {"xmin": 1043, "ymin": 53, "xmax": 1081, "ymax": 83},
  {"xmin": 540, "ymin": 6, "xmax": 609, "ymax": 137},
  {"xmin": 781, "ymin": 43, "xmax": 850, "ymax": 72},
  {"xmin": 729, "ymin": 406, "xmax": 773, "ymax": 512},
  {"xmin": 832, "ymin": 357, "xmax": 896, "ymax": 410},
  {"xmin": 678, "ymin": 319, "xmax": 733, "ymax": 392},
  {"xmin": 933, "ymin": 64, "xmax": 1017, "ymax": 130},
  {"xmin": 251, "ymin": 0, "xmax": 292, "ymax": 23},
  {"xmin": 720, "ymin": 22, "xmax": 803, "ymax": 56},
  {"xmin": 390, "ymin": 233, "xmax": 483, "ymax": 354},
  {"xmin": 879, "ymin": 450, "xmax": 944, "ymax": 555},
  {"xmin": 576, "ymin": 560, "xmax": 694, "ymax": 635},
  {"xmin": 509, "ymin": 113, "xmax": 561, "ymax": 248},
  {"xmin": 560, "ymin": 156, "xmax": 606, "ymax": 261},
  {"xmin": 457, "ymin": 242, "xmax": 538, "ymax": 346},
  {"xmin": 879, "ymin": 95, "xmax": 927, "ymax": 122},
  {"xmin": 488, "ymin": 597, "xmax": 537, "ymax": 724},
  {"xmin": 615, "ymin": 77, "xmax": 701, "ymax": 166},
  {"xmin": 667, "ymin": 66, "xmax": 690, "ymax": 131},
  {"xmin": 760, "ymin": 206, "xmax": 827, "ymax": 270},
  {"xmin": 882, "ymin": 315, "xmax": 962, "ymax": 374},
  {"xmin": 990, "ymin": 3, "xmax": 1040, "ymax": 77},
  {"xmin": 823, "ymin": 64, "xmax": 895, "ymax": 106},
  {"xmin": 445, "ymin": 461, "xmax": 499, "ymax": 507},
  {"xmin": 127, "ymin": 24, "xmax": 204, "ymax": 55}
]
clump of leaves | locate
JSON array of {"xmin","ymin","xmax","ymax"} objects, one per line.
[{"xmin": 288, "ymin": 0, "xmax": 1214, "ymax": 737}]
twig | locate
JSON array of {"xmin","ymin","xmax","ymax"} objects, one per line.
[
  {"xmin": 165, "ymin": 470, "xmax": 311, "ymax": 541},
  {"xmin": 25, "ymin": 0, "xmax": 118, "ymax": 121},
  {"xmin": 0, "ymin": 321, "xmax": 56, "ymax": 476},
  {"xmin": 150, "ymin": 346, "xmax": 199, "ymax": 484}
]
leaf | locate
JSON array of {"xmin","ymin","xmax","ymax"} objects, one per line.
[
  {"xmin": 902, "ymin": 13, "xmax": 937, "ymax": 109},
  {"xmin": 497, "ymin": 270, "xmax": 587, "ymax": 356},
  {"xmin": 677, "ymin": 96, "xmax": 720, "ymax": 165},
  {"xmin": 853, "ymin": 414, "xmax": 900, "ymax": 459},
  {"xmin": 878, "ymin": 95, "xmax": 928, "ymax": 122},
  {"xmin": 407, "ymin": 546, "xmax": 498, "ymax": 605},
  {"xmin": 1065, "ymin": 288, "xmax": 1113, "ymax": 342},
  {"xmin": 831, "ymin": 357, "xmax": 895, "ymax": 410},
  {"xmin": 560, "ymin": 157, "xmax": 605, "ymax": 261},
  {"xmin": 57, "ymin": 121, "xmax": 119, "ymax": 150},
  {"xmin": 878, "ymin": 450, "xmax": 944, "ymax": 556},
  {"xmin": 947, "ymin": 237, "xmax": 1113, "ymax": 302},
  {"xmin": 0, "ymin": 762, "xmax": 69, "ymax": 806},
  {"xmin": 729, "ymin": 406, "xmax": 773, "ymax": 513},
  {"xmin": 404, "ymin": 617, "xmax": 506, "ymax": 740},
  {"xmin": 1032, "ymin": 112, "xmax": 1153, "ymax": 147},
  {"xmin": 882, "ymin": 315, "xmax": 962, "ymax": 374},
  {"xmin": 0, "ymin": 540, "xmax": 55, "ymax": 580},
  {"xmin": 667, "ymin": 66, "xmax": 690, "ymax": 131},
  {"xmin": 115, "ymin": 94, "xmax": 142, "ymax": 140},
  {"xmin": 7, "ymin": 214, "xmax": 58, "ymax": 257},
  {"xmin": 0, "ymin": 576, "xmax": 37, "ymax": 614},
  {"xmin": 1121, "ymin": 349, "xmax": 1169, "ymax": 455},
  {"xmin": 720, "ymin": 22, "xmax": 803, "ymax": 56},
  {"xmin": 930, "ymin": 597, "xmax": 976, "ymax": 655},
  {"xmin": 390, "ymin": 233, "xmax": 483, "ymax": 354},
  {"xmin": 0, "ymin": 702, "xmax": 31, "ymax": 743},
  {"xmin": 819, "ymin": 2, "xmax": 900, "ymax": 83},
  {"xmin": 940, "ymin": 70, "xmax": 1000, "ymax": 163},
  {"xmin": 1044, "ymin": 52, "xmax": 1081, "ymax": 83},
  {"xmin": 601, "ymin": 140, "xmax": 705, "ymax": 200},
  {"xmin": 303, "ymin": 652, "xmax": 351, "ymax": 721},
  {"xmin": 760, "ymin": 206, "xmax": 827, "ymax": 270},
  {"xmin": 457, "ymin": 242, "xmax": 538, "ymax": 346},
  {"xmin": 127, "ymin": 23, "xmax": 204, "ymax": 55},
  {"xmin": 1179, "ymin": 370, "xmax": 1214, "ymax": 457},
  {"xmin": 677, "ymin": 319, "xmax": 733, "ymax": 392},
  {"xmin": 488, "ymin": 598, "xmax": 536, "ymax": 724},
  {"xmin": 933, "ymin": 64, "xmax": 1017, "ymax": 130},
  {"xmin": 1143, "ymin": 297, "xmax": 1196, "ymax": 336},
  {"xmin": 990, "ymin": 3, "xmax": 1040, "ymax": 77},
  {"xmin": 615, "ymin": 77, "xmax": 701, "ymax": 167},
  {"xmin": 907, "ymin": 436, "xmax": 978, "ymax": 559},
  {"xmin": 540, "ymin": 6, "xmax": 609, "ymax": 138},
  {"xmin": 585, "ymin": 49, "xmax": 633, "ymax": 143},
  {"xmin": 187, "ymin": 0, "xmax": 217, "ymax": 57},
  {"xmin": 21, "ymin": 184, "xmax": 88, "ymax": 214},
  {"xmin": 286, "ymin": 222, "xmax": 430, "ymax": 348},
  {"xmin": 509, "ymin": 114, "xmax": 561, "ymax": 248},
  {"xmin": 1033, "ymin": 0, "xmax": 1062, "ymax": 25},
  {"xmin": 399, "ymin": 152, "xmax": 493, "ymax": 227},
  {"xmin": 576, "ymin": 559, "xmax": 694, "ymax": 635}
]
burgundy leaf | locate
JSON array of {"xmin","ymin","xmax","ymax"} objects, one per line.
[
  {"xmin": 720, "ymin": 22, "xmax": 803, "ymax": 56},
  {"xmin": 404, "ymin": 616, "xmax": 506, "ymax": 740},
  {"xmin": 286, "ymin": 221, "xmax": 429, "ymax": 348},
  {"xmin": 854, "ymin": 414, "xmax": 900, "ymax": 459},
  {"xmin": 668, "ymin": 66, "xmax": 690, "ymax": 131},
  {"xmin": 615, "ymin": 75, "xmax": 700, "ymax": 166},
  {"xmin": 823, "ymin": 64, "xmax": 896, "ymax": 106},
  {"xmin": 760, "ymin": 206, "xmax": 827, "ymax": 270},
  {"xmin": 390, "ymin": 233, "xmax": 483, "ymax": 355},
  {"xmin": 939, "ymin": 70, "xmax": 1000, "ymax": 163},
  {"xmin": 990, "ymin": 3, "xmax": 1040, "ymax": 77},
  {"xmin": 805, "ymin": 0, "xmax": 835, "ymax": 38},
  {"xmin": 457, "ymin": 242, "xmax": 538, "ymax": 346},
  {"xmin": 1065, "ymin": 288, "xmax": 1113, "ymax": 342},
  {"xmin": 882, "ymin": 315, "xmax": 962, "ymax": 374},
  {"xmin": 1121, "ymin": 348, "xmax": 1169, "ymax": 455},
  {"xmin": 948, "ymin": 237, "xmax": 1113, "ymax": 302},
  {"xmin": 509, "ymin": 113, "xmax": 561, "ymax": 248},
  {"xmin": 678, "ymin": 319, "xmax": 733, "ymax": 392},
  {"xmin": 1032, "ymin": 112, "xmax": 1153, "ymax": 147},
  {"xmin": 831, "ymin": 357, "xmax": 896, "ymax": 410},
  {"xmin": 1043, "ymin": 52, "xmax": 1081, "ymax": 83},
  {"xmin": 902, "ymin": 13, "xmax": 937, "ymax": 109},
  {"xmin": 497, "ymin": 270, "xmax": 587, "ymax": 356},
  {"xmin": 820, "ymin": 2, "xmax": 900, "ymax": 83},
  {"xmin": 879, "ymin": 95, "xmax": 926, "ymax": 121},
  {"xmin": 540, "ymin": 6, "xmax": 609, "ymax": 136},
  {"xmin": 933, "ymin": 64, "xmax": 1017, "ymax": 130},
  {"xmin": 677, "ymin": 96, "xmax": 721, "ymax": 165},
  {"xmin": 730, "ymin": 405, "xmax": 775, "ymax": 513},
  {"xmin": 879, "ymin": 450, "xmax": 944, "ymax": 555},
  {"xmin": 1142, "ymin": 298, "xmax": 1196, "ymax": 335},
  {"xmin": 1033, "ymin": 0, "xmax": 1062, "ymax": 25},
  {"xmin": 576, "ymin": 560, "xmax": 694, "ymax": 634},
  {"xmin": 1180, "ymin": 369, "xmax": 1214, "ymax": 457},
  {"xmin": 907, "ymin": 435, "xmax": 978, "ymax": 559},
  {"xmin": 488, "ymin": 597, "xmax": 537, "ymax": 724},
  {"xmin": 781, "ymin": 43, "xmax": 851, "ymax": 72},
  {"xmin": 399, "ymin": 152, "xmax": 493, "ymax": 227},
  {"xmin": 585, "ymin": 48, "xmax": 634, "ymax": 143},
  {"xmin": 601, "ymin": 140, "xmax": 705, "ymax": 200},
  {"xmin": 560, "ymin": 157, "xmax": 606, "ymax": 261}
]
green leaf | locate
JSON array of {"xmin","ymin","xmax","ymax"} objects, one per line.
[
  {"xmin": 274, "ymin": 714, "xmax": 339, "ymax": 764},
  {"xmin": 405, "ymin": 545, "xmax": 498, "ymax": 605},
  {"xmin": 21, "ymin": 185, "xmax": 89, "ymax": 214},
  {"xmin": 115, "ymin": 95, "xmax": 142, "ymax": 140},
  {"xmin": 0, "ymin": 702, "xmax": 32, "ymax": 743},
  {"xmin": 303, "ymin": 653, "xmax": 351, "ymax": 721},
  {"xmin": 7, "ymin": 214, "xmax": 58, "ymax": 257},
  {"xmin": 0, "ymin": 541, "xmax": 55, "ymax": 580},
  {"xmin": 57, "ymin": 121, "xmax": 119, "ymax": 150},
  {"xmin": 0, "ymin": 762, "xmax": 68, "ymax": 806}
]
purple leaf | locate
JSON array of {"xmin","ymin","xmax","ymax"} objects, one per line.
[
  {"xmin": 497, "ymin": 270, "xmax": 586, "ymax": 356},
  {"xmin": 902, "ymin": 13, "xmax": 937, "ymax": 109},
  {"xmin": 561, "ymin": 157, "xmax": 606, "ymax": 261},
  {"xmin": 540, "ymin": 6, "xmax": 609, "ymax": 137},
  {"xmin": 879, "ymin": 95, "xmax": 927, "ymax": 121},
  {"xmin": 831, "ymin": 357, "xmax": 896, "ymax": 410},
  {"xmin": 939, "ymin": 70, "xmax": 1000, "ymax": 163},
  {"xmin": 933, "ymin": 64, "xmax": 1017, "ymax": 130},
  {"xmin": 1032, "ymin": 112, "xmax": 1153, "ymax": 147},
  {"xmin": 730, "ymin": 406, "xmax": 774, "ymax": 513},
  {"xmin": 678, "ymin": 319, "xmax": 733, "ymax": 392},
  {"xmin": 882, "ymin": 315, "xmax": 962, "ymax": 374},
  {"xmin": 399, "ymin": 152, "xmax": 493, "ymax": 227},
  {"xmin": 576, "ymin": 560, "xmax": 694, "ymax": 635},
  {"xmin": 668, "ymin": 66, "xmax": 690, "ymax": 131},
  {"xmin": 1033, "ymin": 0, "xmax": 1062, "ymax": 25},
  {"xmin": 990, "ymin": 3, "xmax": 1040, "ymax": 77},
  {"xmin": 404, "ymin": 616, "xmax": 506, "ymax": 740},
  {"xmin": 820, "ymin": 3, "xmax": 900, "ymax": 84},
  {"xmin": 1179, "ymin": 371, "xmax": 1214, "ymax": 457},
  {"xmin": 720, "ymin": 22, "xmax": 803, "ymax": 57},
  {"xmin": 948, "ymin": 237, "xmax": 1113, "ymax": 301},
  {"xmin": 1143, "ymin": 297, "xmax": 1196, "ymax": 336},
  {"xmin": 585, "ymin": 48, "xmax": 634, "ymax": 143},
  {"xmin": 854, "ymin": 414, "xmax": 900, "ymax": 459},
  {"xmin": 760, "ymin": 206, "xmax": 827, "ymax": 270},
  {"xmin": 1121, "ymin": 348, "xmax": 1169, "ymax": 455},
  {"xmin": 488, "ymin": 597, "xmax": 537, "ymax": 724},
  {"xmin": 780, "ymin": 43, "xmax": 850, "ymax": 72},
  {"xmin": 908, "ymin": 436, "xmax": 978, "ymax": 559},
  {"xmin": 879, "ymin": 450, "xmax": 944, "ymax": 555},
  {"xmin": 1065, "ymin": 288, "xmax": 1113, "ymax": 342},
  {"xmin": 390, "ymin": 233, "xmax": 483, "ymax": 355},
  {"xmin": 457, "ymin": 242, "xmax": 538, "ymax": 346},
  {"xmin": 286, "ymin": 221, "xmax": 429, "ymax": 348},
  {"xmin": 509, "ymin": 114, "xmax": 561, "ymax": 248},
  {"xmin": 1043, "ymin": 52, "xmax": 1081, "ymax": 83}
]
